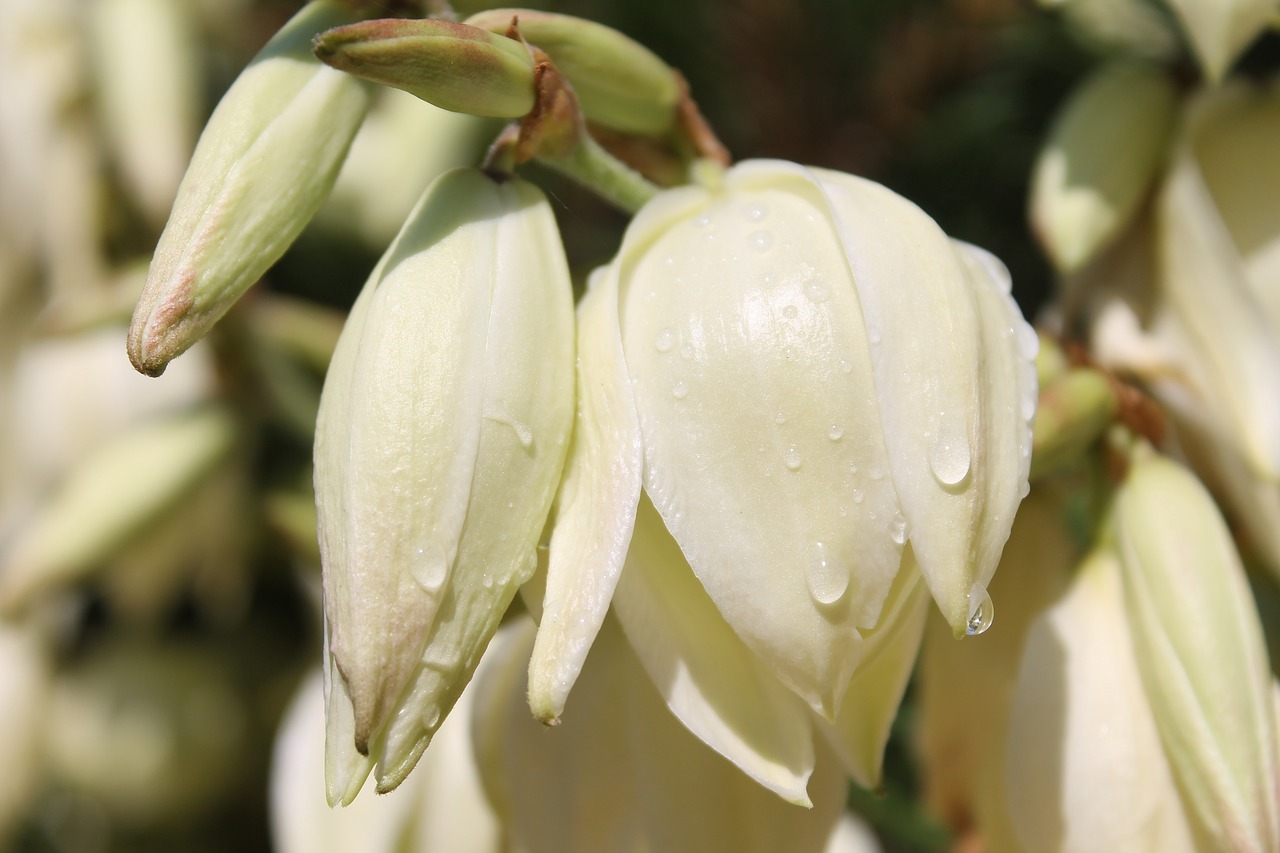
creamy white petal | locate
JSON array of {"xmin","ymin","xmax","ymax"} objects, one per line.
[
  {"xmin": 1154, "ymin": 143, "xmax": 1280, "ymax": 478},
  {"xmin": 316, "ymin": 171, "xmax": 500, "ymax": 754},
  {"xmin": 814, "ymin": 165, "xmax": 1019, "ymax": 637},
  {"xmin": 624, "ymin": 162, "xmax": 905, "ymax": 715},
  {"xmin": 613, "ymin": 494, "xmax": 815, "ymax": 804},
  {"xmin": 1164, "ymin": 0, "xmax": 1276, "ymax": 81},
  {"xmin": 1003, "ymin": 549, "xmax": 1197, "ymax": 853},
  {"xmin": 527, "ymin": 261, "xmax": 644, "ymax": 724}
]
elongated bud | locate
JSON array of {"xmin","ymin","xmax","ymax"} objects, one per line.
[
  {"xmin": 316, "ymin": 168, "xmax": 573, "ymax": 803},
  {"xmin": 466, "ymin": 9, "xmax": 680, "ymax": 136},
  {"xmin": 128, "ymin": 0, "xmax": 374, "ymax": 377},
  {"xmin": 312, "ymin": 19, "xmax": 535, "ymax": 118},
  {"xmin": 0, "ymin": 405, "xmax": 237, "ymax": 614},
  {"xmin": 1114, "ymin": 451, "xmax": 1280, "ymax": 851},
  {"xmin": 1030, "ymin": 60, "xmax": 1177, "ymax": 273}
]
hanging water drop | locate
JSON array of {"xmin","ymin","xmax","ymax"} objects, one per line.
[
  {"xmin": 966, "ymin": 590, "xmax": 995, "ymax": 636},
  {"xmin": 805, "ymin": 542, "xmax": 848, "ymax": 606}
]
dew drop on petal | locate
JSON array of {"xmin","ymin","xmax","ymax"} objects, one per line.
[
  {"xmin": 868, "ymin": 327, "xmax": 882, "ymax": 345},
  {"xmin": 423, "ymin": 705, "xmax": 441, "ymax": 730},
  {"xmin": 743, "ymin": 203, "xmax": 769, "ymax": 221},
  {"xmin": 783, "ymin": 445, "xmax": 802, "ymax": 471},
  {"xmin": 804, "ymin": 279, "xmax": 831, "ymax": 303},
  {"xmin": 828, "ymin": 424, "xmax": 844, "ymax": 441},
  {"xmin": 869, "ymin": 466, "xmax": 885, "ymax": 481},
  {"xmin": 748, "ymin": 230, "xmax": 773, "ymax": 252},
  {"xmin": 694, "ymin": 214, "xmax": 711, "ymax": 228},
  {"xmin": 679, "ymin": 344, "xmax": 694, "ymax": 360},
  {"xmin": 654, "ymin": 327, "xmax": 676, "ymax": 353},
  {"xmin": 890, "ymin": 513, "xmax": 909, "ymax": 545},
  {"xmin": 929, "ymin": 427, "xmax": 972, "ymax": 487},
  {"xmin": 853, "ymin": 489, "xmax": 864, "ymax": 504},
  {"xmin": 774, "ymin": 411, "xmax": 787, "ymax": 425},
  {"xmin": 512, "ymin": 421, "xmax": 533, "ymax": 449},
  {"xmin": 671, "ymin": 380, "xmax": 689, "ymax": 400},
  {"xmin": 966, "ymin": 590, "xmax": 995, "ymax": 636},
  {"xmin": 782, "ymin": 304, "xmax": 799, "ymax": 320},
  {"xmin": 410, "ymin": 544, "xmax": 449, "ymax": 592},
  {"xmin": 805, "ymin": 542, "xmax": 848, "ymax": 606}
]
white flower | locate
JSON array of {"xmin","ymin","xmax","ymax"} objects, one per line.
[{"xmin": 528, "ymin": 159, "xmax": 1037, "ymax": 797}]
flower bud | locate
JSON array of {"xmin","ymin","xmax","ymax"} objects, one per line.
[
  {"xmin": 1030, "ymin": 60, "xmax": 1177, "ymax": 273},
  {"xmin": 529, "ymin": 160, "xmax": 1036, "ymax": 731},
  {"xmin": 128, "ymin": 0, "xmax": 375, "ymax": 377},
  {"xmin": 1114, "ymin": 452, "xmax": 1280, "ymax": 851},
  {"xmin": 466, "ymin": 8, "xmax": 680, "ymax": 135},
  {"xmin": 312, "ymin": 19, "xmax": 535, "ymax": 118},
  {"xmin": 315, "ymin": 168, "xmax": 573, "ymax": 802},
  {"xmin": 0, "ymin": 405, "xmax": 237, "ymax": 614}
]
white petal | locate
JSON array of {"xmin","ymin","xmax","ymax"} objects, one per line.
[
  {"xmin": 814, "ymin": 166, "xmax": 1010, "ymax": 636},
  {"xmin": 814, "ymin": 565, "xmax": 927, "ymax": 789},
  {"xmin": 527, "ymin": 261, "xmax": 643, "ymax": 723},
  {"xmin": 624, "ymin": 162, "xmax": 904, "ymax": 715},
  {"xmin": 1002, "ymin": 549, "xmax": 1197, "ymax": 853},
  {"xmin": 374, "ymin": 178, "xmax": 575, "ymax": 790},
  {"xmin": 316, "ymin": 170, "xmax": 500, "ymax": 753},
  {"xmin": 1154, "ymin": 143, "xmax": 1280, "ymax": 478},
  {"xmin": 614, "ymin": 494, "xmax": 815, "ymax": 804}
]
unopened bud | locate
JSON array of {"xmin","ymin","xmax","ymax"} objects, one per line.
[
  {"xmin": 466, "ymin": 8, "xmax": 680, "ymax": 135},
  {"xmin": 312, "ymin": 19, "xmax": 535, "ymax": 118}
]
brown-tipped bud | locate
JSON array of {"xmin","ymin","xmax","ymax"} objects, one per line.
[
  {"xmin": 467, "ymin": 9, "xmax": 680, "ymax": 136},
  {"xmin": 312, "ymin": 19, "xmax": 535, "ymax": 119}
]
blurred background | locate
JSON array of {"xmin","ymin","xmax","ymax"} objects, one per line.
[{"xmin": 3, "ymin": 1, "xmax": 1273, "ymax": 851}]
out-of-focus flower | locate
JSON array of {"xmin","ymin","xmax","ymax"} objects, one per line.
[
  {"xmin": 128, "ymin": 0, "xmax": 376, "ymax": 377},
  {"xmin": 995, "ymin": 546, "xmax": 1199, "ymax": 853},
  {"xmin": 529, "ymin": 160, "xmax": 1038, "ymax": 782},
  {"xmin": 1114, "ymin": 451, "xmax": 1280, "ymax": 851},
  {"xmin": 87, "ymin": 0, "xmax": 200, "ymax": 227},
  {"xmin": 0, "ymin": 619, "xmax": 50, "ymax": 845},
  {"xmin": 315, "ymin": 168, "xmax": 574, "ymax": 803},
  {"xmin": 1161, "ymin": 0, "xmax": 1279, "ymax": 82},
  {"xmin": 1030, "ymin": 60, "xmax": 1178, "ymax": 274},
  {"xmin": 916, "ymin": 487, "xmax": 1078, "ymax": 833}
]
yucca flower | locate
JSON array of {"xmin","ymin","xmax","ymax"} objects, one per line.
[{"xmin": 529, "ymin": 159, "xmax": 1038, "ymax": 800}]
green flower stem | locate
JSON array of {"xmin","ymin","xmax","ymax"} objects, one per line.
[{"xmin": 535, "ymin": 132, "xmax": 660, "ymax": 214}]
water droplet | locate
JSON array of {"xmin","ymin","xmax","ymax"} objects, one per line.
[
  {"xmin": 679, "ymin": 345, "xmax": 694, "ymax": 360},
  {"xmin": 748, "ymin": 230, "xmax": 773, "ymax": 252},
  {"xmin": 774, "ymin": 412, "xmax": 787, "ymax": 425},
  {"xmin": 662, "ymin": 256, "xmax": 675, "ymax": 266},
  {"xmin": 827, "ymin": 424, "xmax": 844, "ymax": 441},
  {"xmin": 868, "ymin": 328, "xmax": 882, "ymax": 345},
  {"xmin": 869, "ymin": 466, "xmax": 885, "ymax": 481},
  {"xmin": 853, "ymin": 489, "xmax": 865, "ymax": 504},
  {"xmin": 783, "ymin": 445, "xmax": 803, "ymax": 471},
  {"xmin": 782, "ymin": 304, "xmax": 799, "ymax": 319},
  {"xmin": 702, "ymin": 232, "xmax": 716, "ymax": 242},
  {"xmin": 782, "ymin": 346, "xmax": 795, "ymax": 360},
  {"xmin": 481, "ymin": 572, "xmax": 495, "ymax": 589},
  {"xmin": 1020, "ymin": 390, "xmax": 1036, "ymax": 421},
  {"xmin": 760, "ymin": 272, "xmax": 778, "ymax": 287},
  {"xmin": 890, "ymin": 514, "xmax": 909, "ymax": 545},
  {"xmin": 838, "ymin": 506, "xmax": 848, "ymax": 518},
  {"xmin": 743, "ymin": 203, "xmax": 769, "ymax": 221},
  {"xmin": 840, "ymin": 359, "xmax": 853, "ymax": 375},
  {"xmin": 929, "ymin": 428, "xmax": 972, "ymax": 487},
  {"xmin": 966, "ymin": 590, "xmax": 995, "ymax": 636},
  {"xmin": 423, "ymin": 705, "xmax": 441, "ymax": 730},
  {"xmin": 512, "ymin": 421, "xmax": 533, "ymax": 449},
  {"xmin": 654, "ymin": 327, "xmax": 676, "ymax": 352},
  {"xmin": 671, "ymin": 380, "xmax": 689, "ymax": 399},
  {"xmin": 506, "ymin": 501, "xmax": 514, "ymax": 509},
  {"xmin": 805, "ymin": 542, "xmax": 848, "ymax": 605},
  {"xmin": 803, "ymin": 279, "xmax": 831, "ymax": 303},
  {"xmin": 848, "ymin": 461, "xmax": 858, "ymax": 474},
  {"xmin": 694, "ymin": 214, "xmax": 711, "ymax": 228},
  {"xmin": 410, "ymin": 544, "xmax": 448, "ymax": 592}
]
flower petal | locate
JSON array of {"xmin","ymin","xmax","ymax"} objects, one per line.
[
  {"xmin": 1163, "ymin": 0, "xmax": 1276, "ymax": 81},
  {"xmin": 527, "ymin": 260, "xmax": 644, "ymax": 723},
  {"xmin": 614, "ymin": 494, "xmax": 816, "ymax": 805}
]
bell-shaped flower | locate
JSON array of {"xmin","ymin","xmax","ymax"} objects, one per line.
[
  {"xmin": 996, "ymin": 546, "xmax": 1199, "ymax": 853},
  {"xmin": 529, "ymin": 159, "xmax": 1037, "ymax": 744},
  {"xmin": 128, "ymin": 0, "xmax": 375, "ymax": 377},
  {"xmin": 314, "ymin": 168, "xmax": 574, "ymax": 803},
  {"xmin": 1114, "ymin": 451, "xmax": 1280, "ymax": 851}
]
